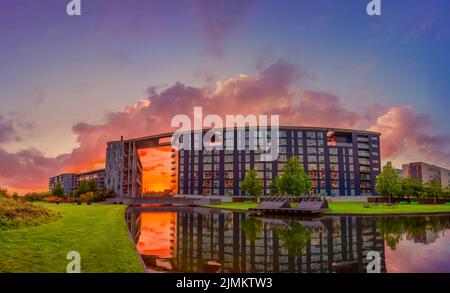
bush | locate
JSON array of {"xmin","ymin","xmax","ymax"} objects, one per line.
[
  {"xmin": 45, "ymin": 196, "xmax": 64, "ymax": 203},
  {"xmin": 23, "ymin": 192, "xmax": 52, "ymax": 202},
  {"xmin": 0, "ymin": 197, "xmax": 58, "ymax": 230},
  {"xmin": 79, "ymin": 192, "xmax": 94, "ymax": 203},
  {"xmin": 92, "ymin": 189, "xmax": 116, "ymax": 202}
]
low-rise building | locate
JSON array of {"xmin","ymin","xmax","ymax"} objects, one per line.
[
  {"xmin": 49, "ymin": 173, "xmax": 77, "ymax": 195},
  {"xmin": 49, "ymin": 169, "xmax": 106, "ymax": 195},
  {"xmin": 402, "ymin": 162, "xmax": 450, "ymax": 186}
]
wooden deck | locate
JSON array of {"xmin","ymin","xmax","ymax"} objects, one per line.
[{"xmin": 249, "ymin": 196, "xmax": 329, "ymax": 216}]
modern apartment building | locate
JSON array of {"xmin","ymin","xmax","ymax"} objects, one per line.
[
  {"xmin": 105, "ymin": 126, "xmax": 381, "ymax": 197},
  {"xmin": 177, "ymin": 127, "xmax": 381, "ymax": 197},
  {"xmin": 402, "ymin": 162, "xmax": 450, "ymax": 186},
  {"xmin": 48, "ymin": 173, "xmax": 77, "ymax": 195},
  {"xmin": 76, "ymin": 169, "xmax": 106, "ymax": 190},
  {"xmin": 49, "ymin": 169, "xmax": 106, "ymax": 195}
]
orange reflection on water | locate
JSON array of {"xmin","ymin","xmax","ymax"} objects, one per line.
[{"xmin": 137, "ymin": 212, "xmax": 177, "ymax": 258}]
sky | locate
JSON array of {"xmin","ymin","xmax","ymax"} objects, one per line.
[{"xmin": 0, "ymin": 0, "xmax": 450, "ymax": 193}]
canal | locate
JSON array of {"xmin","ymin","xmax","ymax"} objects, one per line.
[{"xmin": 126, "ymin": 206, "xmax": 450, "ymax": 273}]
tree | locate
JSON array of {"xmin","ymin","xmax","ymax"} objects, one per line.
[
  {"xmin": 241, "ymin": 169, "xmax": 263, "ymax": 200},
  {"xmin": 0, "ymin": 187, "xmax": 8, "ymax": 198},
  {"xmin": 87, "ymin": 179, "xmax": 97, "ymax": 193},
  {"xmin": 269, "ymin": 176, "xmax": 282, "ymax": 196},
  {"xmin": 278, "ymin": 157, "xmax": 311, "ymax": 196},
  {"xmin": 375, "ymin": 161, "xmax": 402, "ymax": 205},
  {"xmin": 401, "ymin": 177, "xmax": 424, "ymax": 199},
  {"xmin": 424, "ymin": 179, "xmax": 442, "ymax": 204},
  {"xmin": 52, "ymin": 181, "xmax": 65, "ymax": 197},
  {"xmin": 76, "ymin": 180, "xmax": 93, "ymax": 197}
]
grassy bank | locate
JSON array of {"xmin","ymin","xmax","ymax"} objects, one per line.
[
  {"xmin": 0, "ymin": 197, "xmax": 58, "ymax": 230},
  {"xmin": 206, "ymin": 201, "xmax": 450, "ymax": 215},
  {"xmin": 0, "ymin": 203, "xmax": 143, "ymax": 273}
]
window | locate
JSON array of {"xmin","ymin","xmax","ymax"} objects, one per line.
[
  {"xmin": 308, "ymin": 163, "xmax": 318, "ymax": 171},
  {"xmin": 306, "ymin": 132, "xmax": 316, "ymax": 139},
  {"xmin": 307, "ymin": 155, "xmax": 318, "ymax": 163},
  {"xmin": 330, "ymin": 172, "xmax": 339, "ymax": 179},
  {"xmin": 307, "ymin": 147, "xmax": 317, "ymax": 154},
  {"xmin": 225, "ymin": 163, "xmax": 233, "ymax": 171},
  {"xmin": 329, "ymin": 156, "xmax": 338, "ymax": 163},
  {"xmin": 308, "ymin": 171, "xmax": 318, "ymax": 179},
  {"xmin": 330, "ymin": 164, "xmax": 339, "ymax": 171},
  {"xmin": 307, "ymin": 139, "xmax": 317, "ymax": 146},
  {"xmin": 329, "ymin": 148, "xmax": 338, "ymax": 155}
]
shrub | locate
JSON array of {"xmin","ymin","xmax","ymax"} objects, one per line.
[
  {"xmin": 79, "ymin": 192, "xmax": 94, "ymax": 203},
  {"xmin": 0, "ymin": 197, "xmax": 58, "ymax": 230},
  {"xmin": 45, "ymin": 196, "xmax": 64, "ymax": 203},
  {"xmin": 23, "ymin": 192, "xmax": 52, "ymax": 202},
  {"xmin": 92, "ymin": 189, "xmax": 116, "ymax": 202}
]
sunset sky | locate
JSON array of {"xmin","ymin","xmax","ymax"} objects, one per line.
[{"xmin": 1, "ymin": 0, "xmax": 450, "ymax": 193}]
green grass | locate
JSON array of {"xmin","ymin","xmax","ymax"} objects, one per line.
[
  {"xmin": 326, "ymin": 202, "xmax": 450, "ymax": 214},
  {"xmin": 206, "ymin": 201, "xmax": 450, "ymax": 215},
  {"xmin": 0, "ymin": 203, "xmax": 143, "ymax": 273}
]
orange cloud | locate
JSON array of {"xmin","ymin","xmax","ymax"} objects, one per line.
[{"xmin": 1, "ymin": 60, "xmax": 449, "ymax": 193}]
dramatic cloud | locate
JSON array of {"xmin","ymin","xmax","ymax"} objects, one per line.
[
  {"xmin": 369, "ymin": 106, "xmax": 450, "ymax": 168},
  {"xmin": 0, "ymin": 148, "xmax": 69, "ymax": 190},
  {"xmin": 1, "ymin": 60, "xmax": 449, "ymax": 192}
]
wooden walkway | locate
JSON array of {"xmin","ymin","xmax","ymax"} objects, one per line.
[{"xmin": 249, "ymin": 196, "xmax": 329, "ymax": 216}]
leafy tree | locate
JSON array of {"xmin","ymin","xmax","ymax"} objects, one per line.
[
  {"xmin": 424, "ymin": 179, "xmax": 442, "ymax": 204},
  {"xmin": 52, "ymin": 181, "xmax": 65, "ymax": 197},
  {"xmin": 401, "ymin": 177, "xmax": 424, "ymax": 199},
  {"xmin": 0, "ymin": 187, "xmax": 8, "ymax": 198},
  {"xmin": 269, "ymin": 176, "xmax": 282, "ymax": 196},
  {"xmin": 241, "ymin": 169, "xmax": 263, "ymax": 200},
  {"xmin": 444, "ymin": 186, "xmax": 450, "ymax": 198},
  {"xmin": 278, "ymin": 157, "xmax": 311, "ymax": 196},
  {"xmin": 375, "ymin": 161, "xmax": 402, "ymax": 205},
  {"xmin": 76, "ymin": 180, "xmax": 92, "ymax": 197},
  {"xmin": 87, "ymin": 179, "xmax": 97, "ymax": 192}
]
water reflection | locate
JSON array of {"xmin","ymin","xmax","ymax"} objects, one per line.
[{"xmin": 126, "ymin": 206, "xmax": 450, "ymax": 273}]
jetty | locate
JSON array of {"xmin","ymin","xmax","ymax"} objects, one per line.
[{"xmin": 249, "ymin": 196, "xmax": 329, "ymax": 216}]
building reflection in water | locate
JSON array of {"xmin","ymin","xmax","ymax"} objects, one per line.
[{"xmin": 127, "ymin": 207, "xmax": 389, "ymax": 273}]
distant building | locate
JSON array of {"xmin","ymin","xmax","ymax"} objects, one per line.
[
  {"xmin": 49, "ymin": 169, "xmax": 106, "ymax": 195},
  {"xmin": 76, "ymin": 169, "xmax": 106, "ymax": 190},
  {"xmin": 49, "ymin": 173, "xmax": 77, "ymax": 195},
  {"xmin": 402, "ymin": 162, "xmax": 450, "ymax": 186}
]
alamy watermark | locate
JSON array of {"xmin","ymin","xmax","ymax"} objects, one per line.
[
  {"xmin": 366, "ymin": 250, "xmax": 381, "ymax": 273},
  {"xmin": 66, "ymin": 251, "xmax": 81, "ymax": 273},
  {"xmin": 171, "ymin": 107, "xmax": 280, "ymax": 162},
  {"xmin": 66, "ymin": 1, "xmax": 382, "ymax": 17}
]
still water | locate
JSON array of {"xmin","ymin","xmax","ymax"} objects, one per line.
[{"xmin": 126, "ymin": 206, "xmax": 450, "ymax": 273}]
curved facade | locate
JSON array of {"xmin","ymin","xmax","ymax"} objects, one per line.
[
  {"xmin": 105, "ymin": 126, "xmax": 381, "ymax": 197},
  {"xmin": 176, "ymin": 126, "xmax": 381, "ymax": 197}
]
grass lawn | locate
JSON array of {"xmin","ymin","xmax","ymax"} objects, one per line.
[
  {"xmin": 0, "ymin": 203, "xmax": 143, "ymax": 273},
  {"xmin": 326, "ymin": 202, "xmax": 450, "ymax": 215},
  {"xmin": 206, "ymin": 201, "xmax": 450, "ymax": 215}
]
